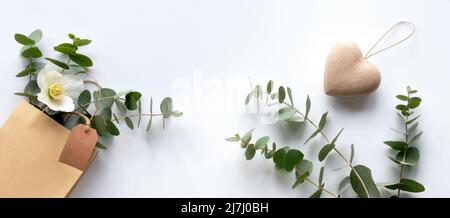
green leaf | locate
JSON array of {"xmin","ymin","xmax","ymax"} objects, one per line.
[
  {"xmin": 265, "ymin": 150, "xmax": 275, "ymax": 159},
  {"xmin": 293, "ymin": 160, "xmax": 313, "ymax": 188},
  {"xmin": 146, "ymin": 98, "xmax": 153, "ymax": 132},
  {"xmin": 95, "ymin": 141, "xmax": 107, "ymax": 149},
  {"xmin": 349, "ymin": 165, "xmax": 380, "ymax": 198},
  {"xmin": 69, "ymin": 53, "xmax": 93, "ymax": 67},
  {"xmin": 105, "ymin": 120, "xmax": 120, "ymax": 136},
  {"xmin": 255, "ymin": 136, "xmax": 270, "ymax": 149},
  {"xmin": 385, "ymin": 178, "xmax": 425, "ymax": 193},
  {"xmin": 401, "ymin": 110, "xmax": 410, "ymax": 116},
  {"xmin": 305, "ymin": 95, "xmax": 311, "ymax": 120},
  {"xmin": 254, "ymin": 85, "xmax": 262, "ymax": 98},
  {"xmin": 273, "ymin": 146, "xmax": 289, "ymax": 167},
  {"xmin": 396, "ymin": 104, "xmax": 408, "ymax": 111},
  {"xmin": 338, "ymin": 176, "xmax": 351, "ymax": 196},
  {"xmin": 22, "ymin": 47, "xmax": 42, "ymax": 58},
  {"xmin": 240, "ymin": 129, "xmax": 254, "ymax": 148},
  {"xmin": 78, "ymin": 90, "xmax": 91, "ymax": 108},
  {"xmin": 115, "ymin": 100, "xmax": 127, "ymax": 112},
  {"xmin": 277, "ymin": 107, "xmax": 297, "ymax": 121},
  {"xmin": 318, "ymin": 144, "xmax": 335, "ymax": 162},
  {"xmin": 407, "ymin": 97, "xmax": 421, "ymax": 109},
  {"xmin": 16, "ymin": 67, "xmax": 35, "ymax": 77},
  {"xmin": 245, "ymin": 92, "xmax": 253, "ymax": 105},
  {"xmin": 101, "ymin": 108, "xmax": 112, "ymax": 120},
  {"xmin": 396, "ymin": 95, "xmax": 409, "ymax": 101},
  {"xmin": 54, "ymin": 45, "xmax": 76, "ymax": 54},
  {"xmin": 309, "ymin": 186, "xmax": 323, "ymax": 198},
  {"xmin": 137, "ymin": 100, "xmax": 142, "ymax": 128},
  {"xmin": 287, "ymin": 87, "xmax": 293, "ymax": 106},
  {"xmin": 406, "ymin": 115, "xmax": 421, "ymax": 125},
  {"xmin": 383, "ymin": 141, "xmax": 408, "ymax": 151},
  {"xmin": 58, "ymin": 43, "xmax": 77, "ymax": 50},
  {"xmin": 93, "ymin": 88, "xmax": 117, "ymax": 111},
  {"xmin": 264, "ymin": 142, "xmax": 276, "ymax": 159},
  {"xmin": 278, "ymin": 86, "xmax": 285, "ymax": 103},
  {"xmin": 24, "ymin": 80, "xmax": 40, "ymax": 95},
  {"xmin": 284, "ymin": 149, "xmax": 304, "ymax": 172},
  {"xmin": 266, "ymin": 80, "xmax": 273, "ymax": 93},
  {"xmin": 91, "ymin": 116, "xmax": 108, "ymax": 137},
  {"xmin": 318, "ymin": 166, "xmax": 324, "ymax": 184},
  {"xmin": 331, "ymin": 128, "xmax": 344, "ymax": 145},
  {"xmin": 225, "ymin": 135, "xmax": 240, "ymax": 142},
  {"xmin": 28, "ymin": 29, "xmax": 43, "ymax": 43},
  {"xmin": 77, "ymin": 39, "xmax": 92, "ymax": 46},
  {"xmin": 245, "ymin": 144, "xmax": 256, "ymax": 160},
  {"xmin": 125, "ymin": 117, "xmax": 134, "ymax": 130},
  {"xmin": 171, "ymin": 111, "xmax": 183, "ymax": 117},
  {"xmin": 304, "ymin": 130, "xmax": 320, "ymax": 145},
  {"xmin": 14, "ymin": 92, "xmax": 35, "ymax": 98},
  {"xmin": 318, "ymin": 112, "xmax": 328, "ymax": 130},
  {"xmin": 15, "ymin": 34, "xmax": 35, "ymax": 45},
  {"xmin": 408, "ymin": 131, "xmax": 423, "ymax": 145},
  {"xmin": 160, "ymin": 97, "xmax": 173, "ymax": 118},
  {"xmin": 395, "ymin": 147, "xmax": 420, "ymax": 166},
  {"xmin": 45, "ymin": 58, "xmax": 70, "ymax": 69},
  {"xmin": 350, "ymin": 144, "xmax": 355, "ymax": 164},
  {"xmin": 292, "ymin": 171, "xmax": 310, "ymax": 189},
  {"xmin": 297, "ymin": 159, "xmax": 313, "ymax": 175}
]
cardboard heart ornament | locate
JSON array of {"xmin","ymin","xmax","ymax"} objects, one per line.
[
  {"xmin": 323, "ymin": 21, "xmax": 415, "ymax": 97},
  {"xmin": 324, "ymin": 42, "xmax": 381, "ymax": 97}
]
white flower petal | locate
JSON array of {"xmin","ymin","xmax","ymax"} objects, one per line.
[
  {"xmin": 37, "ymin": 65, "xmax": 62, "ymax": 90},
  {"xmin": 61, "ymin": 74, "xmax": 84, "ymax": 98},
  {"xmin": 37, "ymin": 92, "xmax": 51, "ymax": 108},
  {"xmin": 38, "ymin": 93, "xmax": 75, "ymax": 112}
]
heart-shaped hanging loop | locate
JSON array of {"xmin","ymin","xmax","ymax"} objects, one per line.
[{"xmin": 324, "ymin": 21, "xmax": 416, "ymax": 97}]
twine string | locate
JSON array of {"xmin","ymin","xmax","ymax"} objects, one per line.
[{"xmin": 365, "ymin": 21, "xmax": 416, "ymax": 59}]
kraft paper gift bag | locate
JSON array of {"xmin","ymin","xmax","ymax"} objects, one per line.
[{"xmin": 0, "ymin": 101, "xmax": 98, "ymax": 198}]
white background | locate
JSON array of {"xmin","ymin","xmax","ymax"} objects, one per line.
[{"xmin": 1, "ymin": 0, "xmax": 449, "ymax": 198}]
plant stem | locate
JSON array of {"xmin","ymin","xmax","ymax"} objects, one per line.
[
  {"xmin": 27, "ymin": 54, "xmax": 33, "ymax": 103},
  {"xmin": 110, "ymin": 113, "xmax": 168, "ymax": 122},
  {"xmin": 61, "ymin": 58, "xmax": 71, "ymax": 74},
  {"xmin": 398, "ymin": 93, "xmax": 411, "ymax": 197}
]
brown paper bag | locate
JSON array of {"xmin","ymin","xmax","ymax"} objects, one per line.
[{"xmin": 0, "ymin": 101, "xmax": 97, "ymax": 198}]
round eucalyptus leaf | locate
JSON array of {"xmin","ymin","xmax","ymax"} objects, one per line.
[
  {"xmin": 245, "ymin": 144, "xmax": 256, "ymax": 160},
  {"xmin": 105, "ymin": 119, "xmax": 120, "ymax": 136}
]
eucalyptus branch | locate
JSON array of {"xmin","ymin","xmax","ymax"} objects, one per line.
[
  {"xmin": 383, "ymin": 86, "xmax": 424, "ymax": 197},
  {"xmin": 240, "ymin": 80, "xmax": 380, "ymax": 198}
]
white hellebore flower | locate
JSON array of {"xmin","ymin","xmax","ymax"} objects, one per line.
[{"xmin": 37, "ymin": 65, "xmax": 84, "ymax": 112}]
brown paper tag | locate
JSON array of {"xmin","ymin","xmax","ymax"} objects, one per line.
[{"xmin": 59, "ymin": 124, "xmax": 97, "ymax": 171}]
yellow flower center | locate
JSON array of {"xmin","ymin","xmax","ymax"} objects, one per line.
[{"xmin": 47, "ymin": 82, "xmax": 64, "ymax": 100}]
